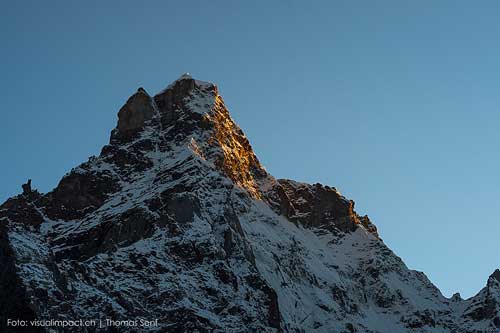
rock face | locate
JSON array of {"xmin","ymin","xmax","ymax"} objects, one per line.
[
  {"xmin": 116, "ymin": 88, "xmax": 155, "ymax": 138},
  {"xmin": 0, "ymin": 74, "xmax": 498, "ymax": 332}
]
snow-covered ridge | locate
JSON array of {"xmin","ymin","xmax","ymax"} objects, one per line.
[
  {"xmin": 160, "ymin": 72, "xmax": 214, "ymax": 96},
  {"xmin": 0, "ymin": 75, "xmax": 498, "ymax": 332}
]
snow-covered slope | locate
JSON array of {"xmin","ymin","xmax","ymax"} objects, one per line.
[{"xmin": 1, "ymin": 74, "xmax": 498, "ymax": 332}]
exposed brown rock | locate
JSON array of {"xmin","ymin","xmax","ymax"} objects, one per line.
[
  {"xmin": 263, "ymin": 179, "xmax": 379, "ymax": 236},
  {"xmin": 116, "ymin": 88, "xmax": 154, "ymax": 138},
  {"xmin": 204, "ymin": 95, "xmax": 267, "ymax": 199},
  {"xmin": 277, "ymin": 180, "xmax": 357, "ymax": 231},
  {"xmin": 154, "ymin": 75, "xmax": 198, "ymax": 127}
]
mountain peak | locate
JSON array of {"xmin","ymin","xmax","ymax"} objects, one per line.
[
  {"xmin": 115, "ymin": 87, "xmax": 154, "ymax": 138},
  {"xmin": 111, "ymin": 74, "xmax": 216, "ymax": 141},
  {"xmin": 159, "ymin": 73, "xmax": 216, "ymax": 97},
  {"xmin": 490, "ymin": 269, "xmax": 500, "ymax": 283},
  {"xmin": 179, "ymin": 72, "xmax": 192, "ymax": 79},
  {"xmin": 1, "ymin": 76, "xmax": 498, "ymax": 332},
  {"xmin": 107, "ymin": 75, "xmax": 265, "ymax": 199},
  {"xmin": 153, "ymin": 75, "xmax": 265, "ymax": 198}
]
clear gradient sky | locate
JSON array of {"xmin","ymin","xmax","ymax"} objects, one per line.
[{"xmin": 1, "ymin": 1, "xmax": 499, "ymax": 298}]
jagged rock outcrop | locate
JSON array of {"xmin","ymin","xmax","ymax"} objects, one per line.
[
  {"xmin": 116, "ymin": 88, "xmax": 155, "ymax": 139},
  {"xmin": 271, "ymin": 179, "xmax": 378, "ymax": 235},
  {"xmin": 21, "ymin": 179, "xmax": 32, "ymax": 195},
  {"xmin": 461, "ymin": 270, "xmax": 500, "ymax": 330},
  {"xmin": 0, "ymin": 74, "xmax": 498, "ymax": 332}
]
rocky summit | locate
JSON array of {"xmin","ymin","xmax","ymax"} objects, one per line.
[{"xmin": 0, "ymin": 74, "xmax": 498, "ymax": 332}]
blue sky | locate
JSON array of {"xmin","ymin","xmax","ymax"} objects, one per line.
[{"xmin": 1, "ymin": 1, "xmax": 499, "ymax": 298}]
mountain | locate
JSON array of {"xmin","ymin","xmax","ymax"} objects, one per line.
[{"xmin": 1, "ymin": 74, "xmax": 498, "ymax": 333}]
